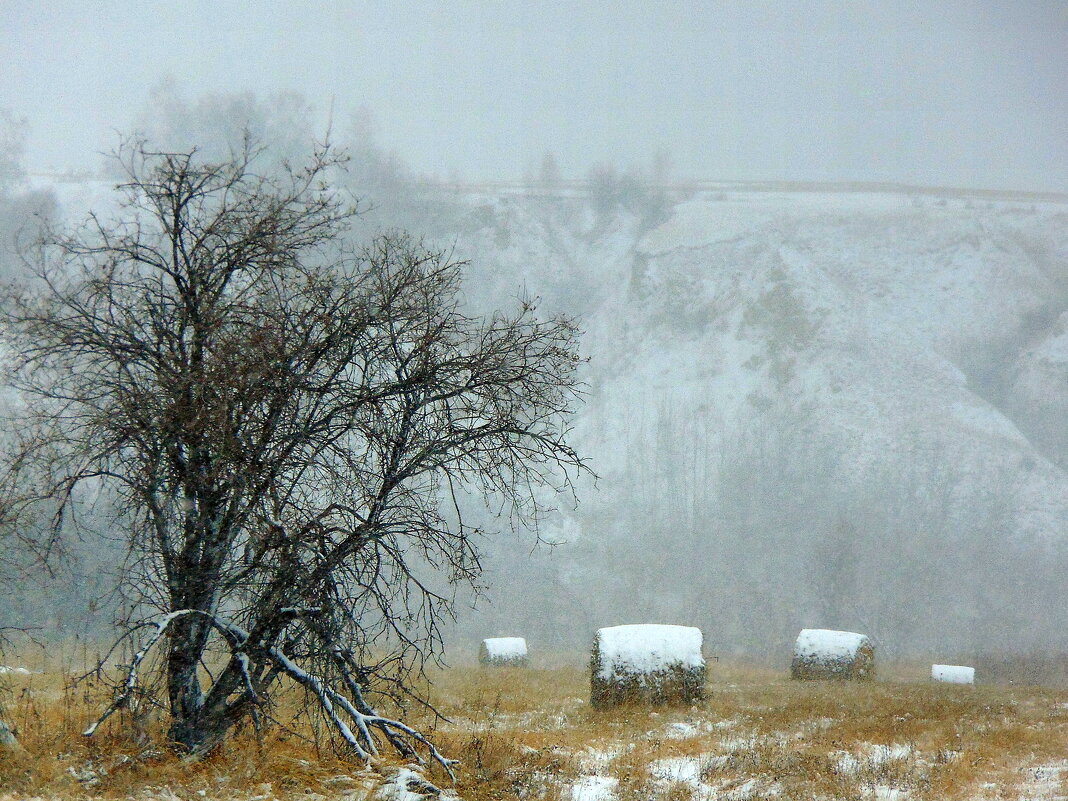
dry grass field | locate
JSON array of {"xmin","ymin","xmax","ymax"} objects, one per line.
[{"xmin": 1, "ymin": 653, "xmax": 1067, "ymax": 800}]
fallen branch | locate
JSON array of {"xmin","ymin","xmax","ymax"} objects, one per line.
[{"xmin": 84, "ymin": 610, "xmax": 456, "ymax": 778}]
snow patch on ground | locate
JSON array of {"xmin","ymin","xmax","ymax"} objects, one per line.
[
  {"xmin": 569, "ymin": 775, "xmax": 618, "ymax": 801},
  {"xmin": 576, "ymin": 747, "xmax": 624, "ymax": 774},
  {"xmin": 835, "ymin": 743, "xmax": 914, "ymax": 776},
  {"xmin": 569, "ymin": 745, "xmax": 625, "ymax": 801},
  {"xmin": 648, "ymin": 717, "xmax": 739, "ymax": 740},
  {"xmin": 371, "ymin": 766, "xmax": 460, "ymax": 801},
  {"xmin": 648, "ymin": 756, "xmax": 725, "ymax": 799},
  {"xmin": 870, "ymin": 744, "xmax": 915, "ymax": 765},
  {"xmin": 1016, "ymin": 762, "xmax": 1068, "ymax": 800},
  {"xmin": 661, "ymin": 720, "xmax": 702, "ymax": 739},
  {"xmin": 719, "ymin": 735, "xmax": 762, "ymax": 753}
]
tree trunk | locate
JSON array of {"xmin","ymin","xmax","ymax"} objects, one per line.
[
  {"xmin": 166, "ymin": 614, "xmax": 207, "ymax": 749},
  {"xmin": 166, "ymin": 640, "xmax": 248, "ymax": 755},
  {"xmin": 165, "ymin": 575, "xmax": 267, "ymax": 754},
  {"xmin": 164, "ymin": 492, "xmax": 238, "ymax": 751}
]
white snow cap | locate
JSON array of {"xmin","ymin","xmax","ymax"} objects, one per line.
[
  {"xmin": 481, "ymin": 637, "xmax": 528, "ymax": 658},
  {"xmin": 931, "ymin": 664, "xmax": 975, "ymax": 684},
  {"xmin": 794, "ymin": 629, "xmax": 870, "ymax": 659},
  {"xmin": 595, "ymin": 624, "xmax": 704, "ymax": 678}
]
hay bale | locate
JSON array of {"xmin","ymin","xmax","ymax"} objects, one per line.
[
  {"xmin": 479, "ymin": 637, "xmax": 529, "ymax": 667},
  {"xmin": 590, "ymin": 624, "xmax": 706, "ymax": 708},
  {"xmin": 931, "ymin": 664, "xmax": 975, "ymax": 684},
  {"xmin": 791, "ymin": 628, "xmax": 875, "ymax": 680}
]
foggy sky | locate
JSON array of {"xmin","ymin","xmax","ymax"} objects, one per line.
[{"xmin": 2, "ymin": 1, "xmax": 1066, "ymax": 190}]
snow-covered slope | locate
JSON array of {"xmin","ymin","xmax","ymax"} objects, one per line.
[{"xmin": 453, "ymin": 188, "xmax": 1068, "ymax": 658}]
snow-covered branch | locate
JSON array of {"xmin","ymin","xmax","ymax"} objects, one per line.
[{"xmin": 85, "ymin": 610, "xmax": 454, "ymax": 778}]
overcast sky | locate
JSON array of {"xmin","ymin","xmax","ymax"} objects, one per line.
[{"xmin": 2, "ymin": 1, "xmax": 1066, "ymax": 189}]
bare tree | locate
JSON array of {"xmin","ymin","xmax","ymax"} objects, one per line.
[
  {"xmin": 0, "ymin": 140, "xmax": 584, "ymax": 768},
  {"xmin": 0, "ymin": 109, "xmax": 27, "ymax": 192}
]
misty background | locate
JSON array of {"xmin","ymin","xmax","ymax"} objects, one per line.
[
  {"xmin": 1, "ymin": 1, "xmax": 1068, "ymax": 669},
  {"xmin": 4, "ymin": 1, "xmax": 1068, "ymax": 189}
]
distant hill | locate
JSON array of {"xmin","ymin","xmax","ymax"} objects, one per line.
[{"xmin": 449, "ymin": 187, "xmax": 1068, "ymax": 660}]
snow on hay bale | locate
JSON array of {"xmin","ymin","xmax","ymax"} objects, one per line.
[
  {"xmin": 590, "ymin": 624, "xmax": 706, "ymax": 707},
  {"xmin": 479, "ymin": 637, "xmax": 529, "ymax": 667},
  {"xmin": 791, "ymin": 628, "xmax": 875, "ymax": 680},
  {"xmin": 931, "ymin": 664, "xmax": 975, "ymax": 684}
]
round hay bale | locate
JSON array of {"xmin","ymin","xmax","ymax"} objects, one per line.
[
  {"xmin": 479, "ymin": 637, "xmax": 529, "ymax": 667},
  {"xmin": 931, "ymin": 664, "xmax": 974, "ymax": 684},
  {"xmin": 590, "ymin": 624, "xmax": 706, "ymax": 708},
  {"xmin": 791, "ymin": 628, "xmax": 875, "ymax": 681}
]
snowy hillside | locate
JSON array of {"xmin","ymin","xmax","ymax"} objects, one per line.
[{"xmin": 452, "ymin": 187, "xmax": 1068, "ymax": 659}]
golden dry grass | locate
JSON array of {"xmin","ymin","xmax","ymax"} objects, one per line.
[
  {"xmin": 1, "ymin": 653, "xmax": 1067, "ymax": 799},
  {"xmin": 0, "ymin": 658, "xmax": 372, "ymax": 800},
  {"xmin": 414, "ymin": 660, "xmax": 1068, "ymax": 800}
]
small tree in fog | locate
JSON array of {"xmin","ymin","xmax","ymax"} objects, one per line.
[
  {"xmin": 585, "ymin": 162, "xmax": 668, "ymax": 229},
  {"xmin": 538, "ymin": 152, "xmax": 562, "ymax": 188},
  {"xmin": 0, "ymin": 140, "xmax": 584, "ymax": 766},
  {"xmin": 0, "ymin": 110, "xmax": 27, "ymax": 191}
]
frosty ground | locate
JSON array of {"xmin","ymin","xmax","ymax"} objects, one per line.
[
  {"xmin": 427, "ymin": 662, "xmax": 1068, "ymax": 801},
  {"xmin": 3, "ymin": 659, "xmax": 1068, "ymax": 800}
]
